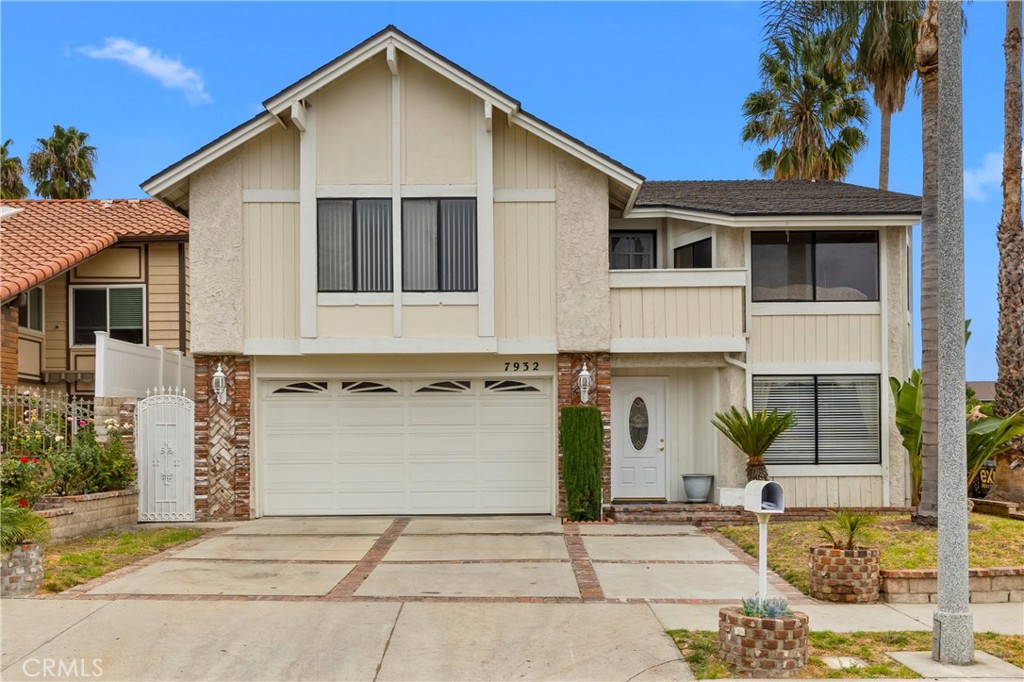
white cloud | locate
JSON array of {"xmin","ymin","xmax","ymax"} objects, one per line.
[
  {"xmin": 80, "ymin": 38, "xmax": 210, "ymax": 105},
  {"xmin": 964, "ymin": 150, "xmax": 1012, "ymax": 202}
]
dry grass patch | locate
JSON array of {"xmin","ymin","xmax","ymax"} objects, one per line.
[
  {"xmin": 717, "ymin": 513, "xmax": 1023, "ymax": 594},
  {"xmin": 42, "ymin": 527, "xmax": 207, "ymax": 593},
  {"xmin": 669, "ymin": 630, "xmax": 1024, "ymax": 679}
]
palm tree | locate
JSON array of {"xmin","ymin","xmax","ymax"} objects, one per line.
[
  {"xmin": 711, "ymin": 407, "xmax": 795, "ymax": 482},
  {"xmin": 761, "ymin": 1, "xmax": 923, "ymax": 190},
  {"xmin": 27, "ymin": 125, "xmax": 97, "ymax": 199},
  {"xmin": 741, "ymin": 29, "xmax": 869, "ymax": 180},
  {"xmin": 989, "ymin": 0, "xmax": 1024, "ymax": 504},
  {"xmin": 0, "ymin": 139, "xmax": 28, "ymax": 199}
]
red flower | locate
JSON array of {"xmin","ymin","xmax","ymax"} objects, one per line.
[
  {"xmin": 31, "ymin": 458, "xmax": 38, "ymax": 464},
  {"xmin": 19, "ymin": 457, "xmax": 29, "ymax": 463},
  {"xmin": 18, "ymin": 500, "xmax": 27, "ymax": 507},
  {"xmin": 78, "ymin": 420, "xmax": 87, "ymax": 427}
]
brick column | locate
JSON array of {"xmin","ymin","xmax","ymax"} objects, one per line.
[
  {"xmin": 556, "ymin": 352, "xmax": 611, "ymax": 517},
  {"xmin": 194, "ymin": 355, "xmax": 252, "ymax": 520},
  {"xmin": 1, "ymin": 303, "xmax": 19, "ymax": 388}
]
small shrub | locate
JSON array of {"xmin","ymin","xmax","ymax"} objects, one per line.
[
  {"xmin": 740, "ymin": 596, "xmax": 791, "ymax": 618},
  {"xmin": 0, "ymin": 455, "xmax": 48, "ymax": 506},
  {"xmin": 560, "ymin": 406, "xmax": 603, "ymax": 521},
  {"xmin": 0, "ymin": 495, "xmax": 50, "ymax": 552},
  {"xmin": 818, "ymin": 510, "xmax": 871, "ymax": 550},
  {"xmin": 46, "ymin": 424, "xmax": 134, "ymax": 496}
]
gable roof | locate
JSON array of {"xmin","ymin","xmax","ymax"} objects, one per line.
[
  {"xmin": 635, "ymin": 180, "xmax": 922, "ymax": 217},
  {"xmin": 0, "ymin": 199, "xmax": 188, "ymax": 302},
  {"xmin": 142, "ymin": 26, "xmax": 643, "ymax": 210}
]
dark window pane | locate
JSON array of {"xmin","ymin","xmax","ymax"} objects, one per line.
[
  {"xmin": 73, "ymin": 289, "xmax": 106, "ymax": 345},
  {"xmin": 610, "ymin": 231, "xmax": 655, "ymax": 269},
  {"xmin": 439, "ymin": 199, "xmax": 477, "ymax": 291},
  {"xmin": 18, "ymin": 288, "xmax": 42, "ymax": 330},
  {"xmin": 318, "ymin": 200, "xmax": 354, "ymax": 291},
  {"xmin": 751, "ymin": 231, "xmax": 813, "ymax": 301},
  {"xmin": 674, "ymin": 238, "xmax": 712, "ymax": 269},
  {"xmin": 815, "ymin": 231, "xmax": 878, "ymax": 301}
]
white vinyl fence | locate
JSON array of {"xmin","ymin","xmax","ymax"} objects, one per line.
[{"xmin": 94, "ymin": 332, "xmax": 194, "ymax": 398}]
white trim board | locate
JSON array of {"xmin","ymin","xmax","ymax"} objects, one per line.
[
  {"xmin": 298, "ymin": 337, "xmax": 499, "ymax": 354},
  {"xmin": 243, "ymin": 189, "xmax": 300, "ymax": 203},
  {"xmin": 750, "ymin": 302, "xmax": 881, "ymax": 316},
  {"xmin": 610, "ymin": 337, "xmax": 747, "ymax": 353},
  {"xmin": 497, "ymin": 338, "xmax": 557, "ymax": 355},
  {"xmin": 768, "ymin": 464, "xmax": 883, "ymax": 478},
  {"xmin": 751, "ymin": 362, "xmax": 881, "ymax": 375}
]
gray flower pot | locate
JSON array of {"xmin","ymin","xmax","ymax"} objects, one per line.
[{"xmin": 681, "ymin": 474, "xmax": 714, "ymax": 503}]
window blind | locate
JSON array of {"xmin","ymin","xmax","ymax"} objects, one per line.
[
  {"xmin": 356, "ymin": 199, "xmax": 393, "ymax": 292},
  {"xmin": 318, "ymin": 199, "xmax": 354, "ymax": 291},
  {"xmin": 108, "ymin": 288, "xmax": 144, "ymax": 329},
  {"xmin": 439, "ymin": 199, "xmax": 477, "ymax": 292},
  {"xmin": 753, "ymin": 376, "xmax": 817, "ymax": 464},
  {"xmin": 816, "ymin": 375, "xmax": 880, "ymax": 464},
  {"xmin": 403, "ymin": 199, "xmax": 438, "ymax": 291},
  {"xmin": 403, "ymin": 198, "xmax": 477, "ymax": 292}
]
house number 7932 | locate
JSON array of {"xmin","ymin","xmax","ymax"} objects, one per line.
[{"xmin": 504, "ymin": 361, "xmax": 539, "ymax": 372}]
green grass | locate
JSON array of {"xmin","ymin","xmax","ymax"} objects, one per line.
[
  {"xmin": 42, "ymin": 527, "xmax": 206, "ymax": 593},
  {"xmin": 668, "ymin": 630, "xmax": 1024, "ymax": 679},
  {"xmin": 717, "ymin": 513, "xmax": 1023, "ymax": 595}
]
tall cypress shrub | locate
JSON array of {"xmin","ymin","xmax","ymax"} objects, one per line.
[{"xmin": 560, "ymin": 406, "xmax": 603, "ymax": 521}]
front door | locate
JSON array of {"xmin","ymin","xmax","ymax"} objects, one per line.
[{"xmin": 612, "ymin": 378, "xmax": 667, "ymax": 500}]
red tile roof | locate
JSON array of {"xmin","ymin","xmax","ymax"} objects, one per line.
[{"xmin": 0, "ymin": 199, "xmax": 188, "ymax": 302}]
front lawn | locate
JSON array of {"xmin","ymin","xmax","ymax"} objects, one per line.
[
  {"xmin": 717, "ymin": 513, "xmax": 1023, "ymax": 594},
  {"xmin": 669, "ymin": 629, "xmax": 1024, "ymax": 679},
  {"xmin": 42, "ymin": 527, "xmax": 206, "ymax": 593}
]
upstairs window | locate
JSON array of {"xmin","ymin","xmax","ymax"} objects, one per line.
[
  {"xmin": 72, "ymin": 286, "xmax": 144, "ymax": 345},
  {"xmin": 751, "ymin": 230, "xmax": 878, "ymax": 302},
  {"xmin": 318, "ymin": 199, "xmax": 393, "ymax": 292},
  {"xmin": 610, "ymin": 231, "xmax": 656, "ymax": 269},
  {"xmin": 673, "ymin": 238, "xmax": 712, "ymax": 269},
  {"xmin": 18, "ymin": 287, "xmax": 42, "ymax": 331},
  {"xmin": 403, "ymin": 198, "xmax": 477, "ymax": 292}
]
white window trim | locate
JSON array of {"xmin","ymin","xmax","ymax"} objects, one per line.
[
  {"xmin": 769, "ymin": 464, "xmax": 883, "ymax": 477},
  {"xmin": 17, "ymin": 286, "xmax": 44, "ymax": 332},
  {"xmin": 750, "ymin": 302, "xmax": 881, "ymax": 316},
  {"xmin": 69, "ymin": 284, "xmax": 147, "ymax": 348}
]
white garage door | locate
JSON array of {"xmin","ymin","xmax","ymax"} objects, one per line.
[{"xmin": 260, "ymin": 378, "xmax": 552, "ymax": 515}]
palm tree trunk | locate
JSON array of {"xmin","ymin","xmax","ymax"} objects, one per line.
[
  {"xmin": 879, "ymin": 108, "xmax": 892, "ymax": 191},
  {"xmin": 989, "ymin": 0, "xmax": 1024, "ymax": 504},
  {"xmin": 916, "ymin": 0, "xmax": 940, "ymax": 526},
  {"xmin": 746, "ymin": 455, "xmax": 769, "ymax": 482}
]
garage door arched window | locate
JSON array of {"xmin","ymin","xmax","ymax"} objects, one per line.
[{"xmin": 341, "ymin": 381, "xmax": 398, "ymax": 394}]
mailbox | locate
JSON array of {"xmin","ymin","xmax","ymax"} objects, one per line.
[{"xmin": 744, "ymin": 481, "xmax": 785, "ymax": 514}]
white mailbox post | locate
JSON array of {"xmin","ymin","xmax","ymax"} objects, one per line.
[{"xmin": 744, "ymin": 481, "xmax": 785, "ymax": 599}]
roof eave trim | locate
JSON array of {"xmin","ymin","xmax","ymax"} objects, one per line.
[
  {"xmin": 624, "ymin": 206, "xmax": 921, "ymax": 227},
  {"xmin": 141, "ymin": 113, "xmax": 278, "ymax": 198}
]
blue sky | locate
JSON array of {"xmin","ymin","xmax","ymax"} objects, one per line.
[{"xmin": 0, "ymin": 2, "xmax": 1011, "ymax": 380}]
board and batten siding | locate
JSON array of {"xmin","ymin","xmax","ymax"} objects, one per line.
[
  {"xmin": 493, "ymin": 113, "xmax": 556, "ymax": 190},
  {"xmin": 494, "ymin": 202, "xmax": 556, "ymax": 341},
  {"xmin": 147, "ymin": 242, "xmax": 184, "ymax": 351},
  {"xmin": 401, "ymin": 59, "xmax": 476, "ymax": 185},
  {"xmin": 243, "ymin": 203, "xmax": 299, "ymax": 340},
  {"xmin": 242, "ymin": 125, "xmax": 299, "ymax": 191},
  {"xmin": 43, "ymin": 274, "xmax": 68, "ymax": 372},
  {"xmin": 610, "ymin": 287, "xmax": 744, "ymax": 339},
  {"xmin": 750, "ymin": 314, "xmax": 881, "ymax": 365},
  {"xmin": 771, "ymin": 475, "xmax": 884, "ymax": 507}
]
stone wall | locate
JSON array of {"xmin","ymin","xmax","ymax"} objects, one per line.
[
  {"xmin": 1, "ymin": 542, "xmax": 44, "ymax": 596},
  {"xmin": 38, "ymin": 490, "xmax": 138, "ymax": 542},
  {"xmin": 556, "ymin": 352, "xmax": 611, "ymax": 518},
  {"xmin": 881, "ymin": 567, "xmax": 1024, "ymax": 603},
  {"xmin": 1, "ymin": 302, "xmax": 19, "ymax": 387},
  {"xmin": 194, "ymin": 355, "xmax": 252, "ymax": 520}
]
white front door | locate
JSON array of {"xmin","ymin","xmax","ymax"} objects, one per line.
[{"xmin": 612, "ymin": 378, "xmax": 668, "ymax": 500}]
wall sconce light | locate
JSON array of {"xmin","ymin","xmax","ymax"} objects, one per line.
[
  {"xmin": 212, "ymin": 363, "xmax": 228, "ymax": 405},
  {"xmin": 578, "ymin": 363, "xmax": 593, "ymax": 404}
]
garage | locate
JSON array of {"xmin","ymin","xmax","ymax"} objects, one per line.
[{"xmin": 259, "ymin": 377, "xmax": 553, "ymax": 515}]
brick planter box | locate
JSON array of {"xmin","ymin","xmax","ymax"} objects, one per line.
[
  {"xmin": 808, "ymin": 545, "xmax": 880, "ymax": 603},
  {"xmin": 718, "ymin": 607, "xmax": 809, "ymax": 678},
  {"xmin": 1, "ymin": 542, "xmax": 44, "ymax": 597},
  {"xmin": 37, "ymin": 490, "xmax": 137, "ymax": 541},
  {"xmin": 881, "ymin": 567, "xmax": 1024, "ymax": 603}
]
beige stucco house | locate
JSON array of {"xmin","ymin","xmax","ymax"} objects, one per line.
[{"xmin": 143, "ymin": 27, "xmax": 920, "ymax": 520}]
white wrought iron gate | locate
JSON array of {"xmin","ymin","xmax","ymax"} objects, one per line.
[{"xmin": 137, "ymin": 388, "xmax": 195, "ymax": 521}]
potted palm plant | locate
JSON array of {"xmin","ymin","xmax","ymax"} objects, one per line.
[
  {"xmin": 1, "ymin": 496, "xmax": 50, "ymax": 597},
  {"xmin": 809, "ymin": 510, "xmax": 879, "ymax": 603},
  {"xmin": 711, "ymin": 407, "xmax": 795, "ymax": 482}
]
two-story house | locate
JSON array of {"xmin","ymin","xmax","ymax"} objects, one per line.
[
  {"xmin": 143, "ymin": 27, "xmax": 920, "ymax": 520},
  {"xmin": 1, "ymin": 199, "xmax": 189, "ymax": 395}
]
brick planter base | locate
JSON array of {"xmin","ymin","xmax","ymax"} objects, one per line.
[
  {"xmin": 808, "ymin": 545, "xmax": 880, "ymax": 603},
  {"xmin": 718, "ymin": 607, "xmax": 808, "ymax": 678},
  {"xmin": 1, "ymin": 542, "xmax": 44, "ymax": 597}
]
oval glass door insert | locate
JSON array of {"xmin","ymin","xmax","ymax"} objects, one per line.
[{"xmin": 629, "ymin": 397, "xmax": 649, "ymax": 451}]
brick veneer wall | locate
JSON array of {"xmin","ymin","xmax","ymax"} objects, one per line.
[
  {"xmin": 1, "ymin": 303, "xmax": 19, "ymax": 388},
  {"xmin": 808, "ymin": 545, "xmax": 880, "ymax": 603},
  {"xmin": 718, "ymin": 607, "xmax": 809, "ymax": 677},
  {"xmin": 194, "ymin": 355, "xmax": 252, "ymax": 520},
  {"xmin": 556, "ymin": 352, "xmax": 611, "ymax": 518},
  {"xmin": 881, "ymin": 567, "xmax": 1024, "ymax": 603}
]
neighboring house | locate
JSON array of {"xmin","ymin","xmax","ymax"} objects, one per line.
[
  {"xmin": 967, "ymin": 381, "xmax": 995, "ymax": 403},
  {"xmin": 143, "ymin": 26, "xmax": 920, "ymax": 520},
  {"xmin": 0, "ymin": 199, "xmax": 190, "ymax": 394}
]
